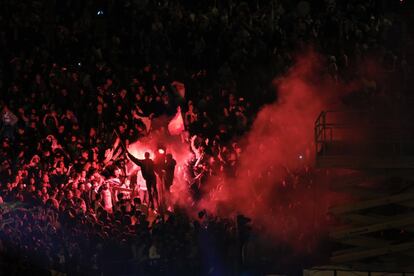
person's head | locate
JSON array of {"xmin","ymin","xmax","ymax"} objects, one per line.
[
  {"xmin": 2, "ymin": 138, "xmax": 10, "ymax": 148},
  {"xmin": 138, "ymin": 85, "xmax": 145, "ymax": 94},
  {"xmin": 31, "ymin": 154, "xmax": 40, "ymax": 164},
  {"xmin": 117, "ymin": 193, "xmax": 124, "ymax": 201},
  {"xmin": 65, "ymin": 109, "xmax": 73, "ymax": 118},
  {"xmin": 89, "ymin": 127, "xmax": 96, "ymax": 137},
  {"xmin": 118, "ymin": 124, "xmax": 125, "ymax": 133},
  {"xmin": 66, "ymin": 190, "xmax": 74, "ymax": 200},
  {"xmin": 133, "ymin": 197, "xmax": 141, "ymax": 205},
  {"xmin": 144, "ymin": 152, "xmax": 150, "ymax": 159},
  {"xmin": 78, "ymin": 183, "xmax": 85, "ymax": 192},
  {"xmin": 114, "ymin": 168, "xmax": 122, "ymax": 178},
  {"xmin": 17, "ymin": 127, "xmax": 25, "ymax": 135},
  {"xmin": 42, "ymin": 149, "xmax": 51, "ymax": 158},
  {"xmin": 81, "ymin": 150, "xmax": 89, "ymax": 160},
  {"xmin": 42, "ymin": 173, "xmax": 49, "ymax": 183},
  {"xmin": 97, "ymin": 104, "xmax": 103, "ymax": 114},
  {"xmin": 17, "ymin": 182, "xmax": 25, "ymax": 191}
]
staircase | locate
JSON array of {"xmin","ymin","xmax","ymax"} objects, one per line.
[{"xmin": 315, "ymin": 110, "xmax": 414, "ymax": 271}]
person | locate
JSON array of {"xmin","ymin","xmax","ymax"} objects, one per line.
[
  {"xmin": 127, "ymin": 151, "xmax": 158, "ymax": 209},
  {"xmin": 107, "ymin": 167, "xmax": 122, "ymax": 187},
  {"xmin": 136, "ymin": 168, "xmax": 149, "ymax": 205},
  {"xmin": 100, "ymin": 183, "xmax": 113, "ymax": 213},
  {"xmin": 0, "ymin": 105, "xmax": 18, "ymax": 141},
  {"xmin": 164, "ymin": 154, "xmax": 176, "ymax": 193}
]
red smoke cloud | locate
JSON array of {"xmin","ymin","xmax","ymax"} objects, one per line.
[
  {"xmin": 126, "ymin": 50, "xmax": 368, "ymax": 253},
  {"xmin": 196, "ymin": 50, "xmax": 354, "ymax": 252}
]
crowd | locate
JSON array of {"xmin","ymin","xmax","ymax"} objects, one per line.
[{"xmin": 0, "ymin": 0, "xmax": 412, "ymax": 275}]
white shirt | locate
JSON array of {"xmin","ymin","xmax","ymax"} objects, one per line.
[
  {"xmin": 137, "ymin": 170, "xmax": 147, "ymax": 191},
  {"xmin": 101, "ymin": 189, "xmax": 112, "ymax": 210}
]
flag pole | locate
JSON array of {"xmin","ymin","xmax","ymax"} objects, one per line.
[{"xmin": 114, "ymin": 129, "xmax": 128, "ymax": 152}]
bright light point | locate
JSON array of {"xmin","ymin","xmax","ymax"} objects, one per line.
[
  {"xmin": 158, "ymin": 148, "xmax": 165, "ymax": 154},
  {"xmin": 299, "ymin": 155, "xmax": 303, "ymax": 159}
]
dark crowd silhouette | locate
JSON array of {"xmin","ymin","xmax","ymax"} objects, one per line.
[{"xmin": 0, "ymin": 0, "xmax": 412, "ymax": 275}]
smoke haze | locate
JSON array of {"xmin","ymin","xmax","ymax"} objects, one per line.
[
  {"xmin": 127, "ymin": 50, "xmax": 372, "ymax": 252},
  {"xmin": 196, "ymin": 50, "xmax": 354, "ymax": 250}
]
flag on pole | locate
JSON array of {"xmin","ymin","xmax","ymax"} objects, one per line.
[
  {"xmin": 104, "ymin": 131, "xmax": 126, "ymax": 164},
  {"xmin": 132, "ymin": 108, "xmax": 152, "ymax": 134},
  {"xmin": 168, "ymin": 107, "xmax": 185, "ymax": 135},
  {"xmin": 136, "ymin": 115, "xmax": 152, "ymax": 133}
]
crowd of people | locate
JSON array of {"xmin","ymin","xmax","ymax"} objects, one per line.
[{"xmin": 0, "ymin": 0, "xmax": 412, "ymax": 275}]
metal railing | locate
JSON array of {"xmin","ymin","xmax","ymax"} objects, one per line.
[{"xmin": 315, "ymin": 110, "xmax": 414, "ymax": 159}]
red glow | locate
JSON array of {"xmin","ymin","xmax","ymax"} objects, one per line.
[
  {"xmin": 194, "ymin": 49, "xmax": 355, "ymax": 252},
  {"xmin": 123, "ymin": 49, "xmax": 378, "ymax": 253},
  {"xmin": 126, "ymin": 126, "xmax": 193, "ymax": 205}
]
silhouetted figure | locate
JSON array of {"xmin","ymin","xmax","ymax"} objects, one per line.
[
  {"xmin": 127, "ymin": 151, "xmax": 158, "ymax": 208},
  {"xmin": 164, "ymin": 153, "xmax": 176, "ymax": 192}
]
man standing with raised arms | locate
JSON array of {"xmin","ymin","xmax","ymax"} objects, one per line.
[{"xmin": 127, "ymin": 151, "xmax": 158, "ymax": 209}]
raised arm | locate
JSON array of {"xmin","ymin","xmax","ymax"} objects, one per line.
[
  {"xmin": 127, "ymin": 151, "xmax": 142, "ymax": 167},
  {"xmin": 190, "ymin": 135, "xmax": 199, "ymax": 157}
]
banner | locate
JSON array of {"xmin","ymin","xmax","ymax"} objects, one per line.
[{"xmin": 168, "ymin": 107, "xmax": 185, "ymax": 135}]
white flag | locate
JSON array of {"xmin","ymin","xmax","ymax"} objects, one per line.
[{"xmin": 168, "ymin": 107, "xmax": 185, "ymax": 135}]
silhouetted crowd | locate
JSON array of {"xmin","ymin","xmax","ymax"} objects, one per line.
[{"xmin": 0, "ymin": 0, "xmax": 412, "ymax": 275}]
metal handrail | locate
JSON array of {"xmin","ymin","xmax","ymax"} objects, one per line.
[{"xmin": 314, "ymin": 110, "xmax": 414, "ymax": 158}]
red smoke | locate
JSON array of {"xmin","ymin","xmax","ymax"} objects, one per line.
[
  {"xmin": 196, "ymin": 50, "xmax": 353, "ymax": 252},
  {"xmin": 126, "ymin": 50, "xmax": 368, "ymax": 253}
]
